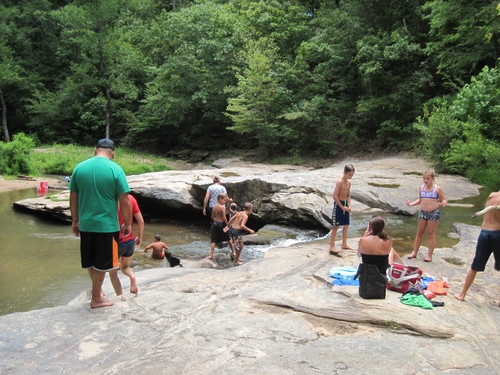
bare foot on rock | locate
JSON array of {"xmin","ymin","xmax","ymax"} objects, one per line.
[
  {"xmin": 454, "ymin": 293, "xmax": 465, "ymax": 302},
  {"xmin": 90, "ymin": 298, "xmax": 115, "ymax": 309},
  {"xmin": 130, "ymin": 276, "xmax": 138, "ymax": 294}
]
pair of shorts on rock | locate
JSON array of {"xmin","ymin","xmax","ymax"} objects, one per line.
[
  {"xmin": 418, "ymin": 208, "xmax": 440, "ymax": 221},
  {"xmin": 211, "ymin": 221, "xmax": 229, "ymax": 244},
  {"xmin": 332, "ymin": 200, "xmax": 350, "ymax": 226},
  {"xmin": 471, "ymin": 229, "xmax": 500, "ymax": 272}
]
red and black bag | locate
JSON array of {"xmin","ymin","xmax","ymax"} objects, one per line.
[{"xmin": 386, "ymin": 264, "xmax": 422, "ymax": 293}]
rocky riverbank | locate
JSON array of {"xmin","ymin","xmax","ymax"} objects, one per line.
[
  {"xmin": 2, "ymin": 156, "xmax": 498, "ymax": 374},
  {"xmin": 12, "ymin": 156, "xmax": 481, "ymax": 228},
  {"xmin": 0, "ymin": 222, "xmax": 498, "ymax": 374}
]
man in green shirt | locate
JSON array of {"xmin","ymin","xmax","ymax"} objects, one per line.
[{"xmin": 69, "ymin": 138, "xmax": 132, "ymax": 308}]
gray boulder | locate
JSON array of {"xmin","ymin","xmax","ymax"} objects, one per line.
[{"xmin": 13, "ymin": 156, "xmax": 481, "ymax": 229}]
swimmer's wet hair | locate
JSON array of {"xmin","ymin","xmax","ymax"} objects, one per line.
[
  {"xmin": 344, "ymin": 164, "xmax": 355, "ymax": 173},
  {"xmin": 154, "ymin": 234, "xmax": 161, "ymax": 241}
]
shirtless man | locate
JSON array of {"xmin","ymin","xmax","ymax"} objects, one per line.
[
  {"xmin": 329, "ymin": 164, "xmax": 355, "ymax": 255},
  {"xmin": 208, "ymin": 193, "xmax": 234, "ymax": 260},
  {"xmin": 455, "ymin": 190, "xmax": 500, "ymax": 306},
  {"xmin": 144, "ymin": 234, "xmax": 169, "ymax": 260},
  {"xmin": 228, "ymin": 202, "xmax": 255, "ymax": 265}
]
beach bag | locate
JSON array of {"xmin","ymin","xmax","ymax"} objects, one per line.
[
  {"xmin": 386, "ymin": 264, "xmax": 422, "ymax": 293},
  {"xmin": 354, "ymin": 263, "xmax": 387, "ymax": 299}
]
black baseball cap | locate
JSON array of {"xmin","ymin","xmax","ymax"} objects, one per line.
[{"xmin": 96, "ymin": 138, "xmax": 115, "ymax": 150}]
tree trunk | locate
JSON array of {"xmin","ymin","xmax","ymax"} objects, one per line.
[
  {"xmin": 0, "ymin": 88, "xmax": 10, "ymax": 142},
  {"xmin": 105, "ymin": 87, "xmax": 112, "ymax": 139}
]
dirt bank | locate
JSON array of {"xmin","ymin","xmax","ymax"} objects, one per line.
[{"xmin": 0, "ymin": 175, "xmax": 68, "ymax": 194}]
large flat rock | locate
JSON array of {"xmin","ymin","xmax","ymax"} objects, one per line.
[
  {"xmin": 1, "ymin": 223, "xmax": 498, "ymax": 374},
  {"xmin": 13, "ymin": 156, "xmax": 481, "ymax": 229}
]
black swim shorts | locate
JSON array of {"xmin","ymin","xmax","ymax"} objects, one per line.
[{"xmin": 471, "ymin": 229, "xmax": 500, "ymax": 272}]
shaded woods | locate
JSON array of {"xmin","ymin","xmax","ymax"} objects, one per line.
[{"xmin": 0, "ymin": 0, "xmax": 498, "ymax": 186}]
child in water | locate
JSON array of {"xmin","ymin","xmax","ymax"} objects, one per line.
[
  {"xmin": 406, "ymin": 169, "xmax": 447, "ymax": 262},
  {"xmin": 144, "ymin": 234, "xmax": 169, "ymax": 260}
]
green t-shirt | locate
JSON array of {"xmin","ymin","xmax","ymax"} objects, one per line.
[{"xmin": 69, "ymin": 156, "xmax": 130, "ymax": 232}]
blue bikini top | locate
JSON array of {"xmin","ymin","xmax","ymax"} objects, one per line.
[{"xmin": 420, "ymin": 184, "xmax": 439, "ymax": 199}]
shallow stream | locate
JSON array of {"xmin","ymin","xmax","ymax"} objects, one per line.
[{"xmin": 0, "ymin": 186, "xmax": 492, "ymax": 316}]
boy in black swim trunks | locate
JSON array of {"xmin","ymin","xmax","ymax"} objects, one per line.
[
  {"xmin": 228, "ymin": 202, "xmax": 255, "ymax": 266},
  {"xmin": 208, "ymin": 193, "xmax": 235, "ymax": 260},
  {"xmin": 328, "ymin": 164, "xmax": 355, "ymax": 255}
]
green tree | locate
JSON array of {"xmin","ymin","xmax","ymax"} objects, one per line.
[
  {"xmin": 416, "ymin": 64, "xmax": 500, "ymax": 187},
  {"xmin": 226, "ymin": 38, "xmax": 291, "ymax": 154},
  {"xmin": 133, "ymin": 2, "xmax": 242, "ymax": 150},
  {"xmin": 423, "ymin": 0, "xmax": 499, "ymax": 90},
  {"xmin": 27, "ymin": 0, "xmax": 153, "ymax": 144}
]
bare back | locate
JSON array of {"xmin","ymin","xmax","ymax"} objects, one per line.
[
  {"xmin": 211, "ymin": 203, "xmax": 227, "ymax": 223},
  {"xmin": 482, "ymin": 192, "xmax": 500, "ymax": 230},
  {"xmin": 230, "ymin": 211, "xmax": 248, "ymax": 229},
  {"xmin": 150, "ymin": 242, "xmax": 167, "ymax": 258},
  {"xmin": 358, "ymin": 235, "xmax": 393, "ymax": 256}
]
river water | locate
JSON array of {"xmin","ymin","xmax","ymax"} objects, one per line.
[{"xmin": 0, "ymin": 186, "xmax": 492, "ymax": 316}]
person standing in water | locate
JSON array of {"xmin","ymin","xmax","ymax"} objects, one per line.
[
  {"xmin": 329, "ymin": 164, "xmax": 355, "ymax": 255},
  {"xmin": 406, "ymin": 168, "xmax": 447, "ymax": 262}
]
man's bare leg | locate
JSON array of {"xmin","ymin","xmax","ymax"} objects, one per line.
[
  {"xmin": 454, "ymin": 268, "xmax": 478, "ymax": 302},
  {"xmin": 329, "ymin": 226, "xmax": 341, "ymax": 254},
  {"xmin": 341, "ymin": 225, "xmax": 353, "ymax": 249},
  {"xmin": 88, "ymin": 268, "xmax": 114, "ymax": 308}
]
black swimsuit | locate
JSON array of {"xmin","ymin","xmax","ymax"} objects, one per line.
[{"xmin": 361, "ymin": 253, "xmax": 390, "ymax": 274}]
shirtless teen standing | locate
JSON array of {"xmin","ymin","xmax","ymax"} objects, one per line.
[
  {"xmin": 455, "ymin": 190, "xmax": 500, "ymax": 306},
  {"xmin": 329, "ymin": 164, "xmax": 355, "ymax": 255}
]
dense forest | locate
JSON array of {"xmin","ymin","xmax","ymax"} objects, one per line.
[{"xmin": 0, "ymin": 0, "xmax": 498, "ymax": 186}]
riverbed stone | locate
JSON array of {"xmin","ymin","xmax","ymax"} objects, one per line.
[
  {"xmin": 12, "ymin": 156, "xmax": 481, "ymax": 229},
  {"xmin": 0, "ymin": 223, "xmax": 498, "ymax": 374}
]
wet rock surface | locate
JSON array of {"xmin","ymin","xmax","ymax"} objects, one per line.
[{"xmin": 0, "ymin": 223, "xmax": 499, "ymax": 374}]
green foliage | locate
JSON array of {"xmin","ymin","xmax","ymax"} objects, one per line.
[
  {"xmin": 416, "ymin": 64, "xmax": 500, "ymax": 188},
  {"xmin": 1, "ymin": 0, "xmax": 498, "ymax": 169},
  {"xmin": 0, "ymin": 132, "xmax": 36, "ymax": 175},
  {"xmin": 423, "ymin": 0, "xmax": 499, "ymax": 89},
  {"xmin": 29, "ymin": 144, "xmax": 173, "ymax": 176}
]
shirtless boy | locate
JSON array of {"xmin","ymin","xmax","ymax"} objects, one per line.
[
  {"xmin": 455, "ymin": 190, "xmax": 500, "ymax": 306},
  {"xmin": 228, "ymin": 202, "xmax": 255, "ymax": 265},
  {"xmin": 144, "ymin": 234, "xmax": 169, "ymax": 259},
  {"xmin": 208, "ymin": 193, "xmax": 235, "ymax": 260},
  {"xmin": 329, "ymin": 164, "xmax": 355, "ymax": 255}
]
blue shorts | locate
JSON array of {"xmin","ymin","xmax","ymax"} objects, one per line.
[
  {"xmin": 471, "ymin": 229, "xmax": 500, "ymax": 272},
  {"xmin": 332, "ymin": 200, "xmax": 350, "ymax": 227},
  {"xmin": 118, "ymin": 239, "xmax": 135, "ymax": 258},
  {"xmin": 418, "ymin": 208, "xmax": 440, "ymax": 221}
]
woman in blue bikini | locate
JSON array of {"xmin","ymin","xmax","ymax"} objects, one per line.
[{"xmin": 406, "ymin": 169, "xmax": 447, "ymax": 262}]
